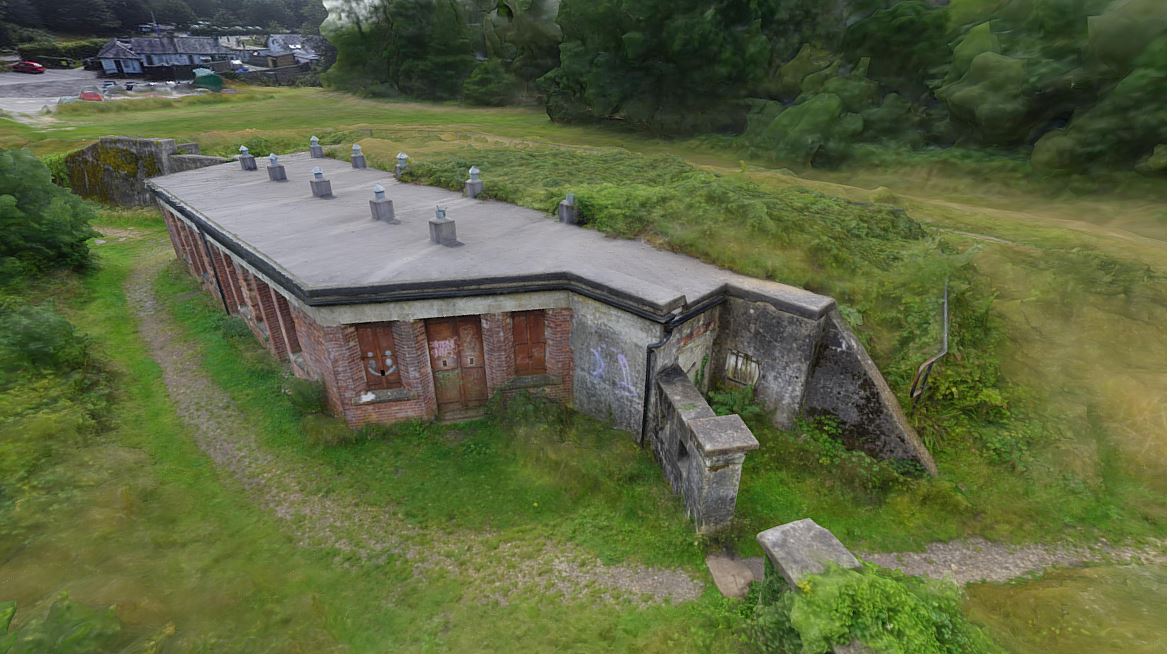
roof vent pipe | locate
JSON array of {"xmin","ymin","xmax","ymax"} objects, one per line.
[
  {"xmin": 309, "ymin": 166, "xmax": 333, "ymax": 198},
  {"xmin": 351, "ymin": 143, "xmax": 367, "ymax": 169},
  {"xmin": 370, "ymin": 183, "xmax": 398, "ymax": 223},
  {"xmin": 238, "ymin": 145, "xmax": 257, "ymax": 171},
  {"xmin": 395, "ymin": 152, "xmax": 408, "ymax": 179},
  {"xmin": 266, "ymin": 153, "xmax": 287, "ymax": 181},
  {"xmin": 465, "ymin": 165, "xmax": 483, "ymax": 198},
  {"xmin": 558, "ymin": 192, "xmax": 580, "ymax": 224},
  {"xmin": 309, "ymin": 135, "xmax": 324, "ymax": 158},
  {"xmin": 429, "ymin": 205, "xmax": 460, "ymax": 246}
]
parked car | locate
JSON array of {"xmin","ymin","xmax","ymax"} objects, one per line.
[
  {"xmin": 11, "ymin": 60, "xmax": 45, "ymax": 74},
  {"xmin": 79, "ymin": 88, "xmax": 104, "ymax": 101}
]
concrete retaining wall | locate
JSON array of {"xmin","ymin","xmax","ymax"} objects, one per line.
[
  {"xmin": 802, "ymin": 309, "xmax": 936, "ymax": 473},
  {"xmin": 569, "ymin": 294, "xmax": 662, "ymax": 435},
  {"xmin": 711, "ymin": 296, "xmax": 824, "ymax": 427},
  {"xmin": 65, "ymin": 136, "xmax": 227, "ymax": 206}
]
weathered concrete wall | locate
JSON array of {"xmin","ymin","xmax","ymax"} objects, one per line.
[
  {"xmin": 66, "ymin": 136, "xmax": 227, "ymax": 206},
  {"xmin": 654, "ymin": 366, "xmax": 758, "ymax": 532},
  {"xmin": 711, "ymin": 296, "xmax": 824, "ymax": 427},
  {"xmin": 569, "ymin": 294, "xmax": 662, "ymax": 435},
  {"xmin": 802, "ymin": 309, "xmax": 937, "ymax": 474}
]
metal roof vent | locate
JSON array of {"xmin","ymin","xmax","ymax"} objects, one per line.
[
  {"xmin": 465, "ymin": 165, "xmax": 483, "ymax": 198},
  {"xmin": 309, "ymin": 166, "xmax": 333, "ymax": 198},
  {"xmin": 429, "ymin": 205, "xmax": 460, "ymax": 246},
  {"xmin": 238, "ymin": 145, "xmax": 256, "ymax": 170},
  {"xmin": 266, "ymin": 153, "xmax": 286, "ymax": 181},
  {"xmin": 558, "ymin": 192, "xmax": 580, "ymax": 224},
  {"xmin": 370, "ymin": 183, "xmax": 397, "ymax": 223},
  {"xmin": 395, "ymin": 152, "xmax": 408, "ymax": 178},
  {"xmin": 309, "ymin": 135, "xmax": 323, "ymax": 158},
  {"xmin": 351, "ymin": 143, "xmax": 367, "ymax": 169}
]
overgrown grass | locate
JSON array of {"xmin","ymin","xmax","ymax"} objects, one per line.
[
  {"xmin": 1, "ymin": 215, "xmax": 749, "ymax": 652},
  {"xmin": 154, "ymin": 260, "xmax": 705, "ymax": 569}
]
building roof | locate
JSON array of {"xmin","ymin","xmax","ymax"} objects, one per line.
[
  {"xmin": 98, "ymin": 36, "xmax": 229, "ymax": 59},
  {"xmin": 147, "ymin": 153, "xmax": 834, "ymax": 321},
  {"xmin": 97, "ymin": 40, "xmax": 137, "ymax": 60}
]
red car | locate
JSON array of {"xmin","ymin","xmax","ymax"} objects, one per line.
[{"xmin": 11, "ymin": 60, "xmax": 45, "ymax": 74}]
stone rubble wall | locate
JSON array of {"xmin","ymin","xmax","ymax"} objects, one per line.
[{"xmin": 65, "ymin": 136, "xmax": 227, "ymax": 206}]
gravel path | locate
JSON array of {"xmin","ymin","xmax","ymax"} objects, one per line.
[
  {"xmin": 861, "ymin": 537, "xmax": 1165, "ymax": 585},
  {"xmin": 124, "ymin": 249, "xmax": 703, "ymax": 606},
  {"xmin": 119, "ymin": 236, "xmax": 1162, "ymax": 603}
]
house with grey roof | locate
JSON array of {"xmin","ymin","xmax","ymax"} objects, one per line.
[{"xmin": 97, "ymin": 36, "xmax": 232, "ymax": 76}]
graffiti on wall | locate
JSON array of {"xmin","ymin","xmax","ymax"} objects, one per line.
[{"xmin": 589, "ymin": 345, "xmax": 639, "ymax": 398}]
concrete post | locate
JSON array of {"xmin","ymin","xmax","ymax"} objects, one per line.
[
  {"xmin": 428, "ymin": 206, "xmax": 459, "ymax": 246},
  {"xmin": 369, "ymin": 184, "xmax": 397, "ymax": 223},
  {"xmin": 309, "ymin": 167, "xmax": 333, "ymax": 198},
  {"xmin": 351, "ymin": 144, "xmax": 367, "ymax": 169},
  {"xmin": 464, "ymin": 165, "xmax": 483, "ymax": 198},
  {"xmin": 238, "ymin": 145, "xmax": 257, "ymax": 171},
  {"xmin": 309, "ymin": 135, "xmax": 324, "ymax": 158},
  {"xmin": 266, "ymin": 153, "xmax": 286, "ymax": 181}
]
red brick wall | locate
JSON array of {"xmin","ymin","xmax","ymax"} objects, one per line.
[
  {"xmin": 482, "ymin": 312, "xmax": 514, "ymax": 391},
  {"xmin": 157, "ymin": 201, "xmax": 577, "ymax": 429},
  {"xmin": 544, "ymin": 307, "xmax": 575, "ymax": 404}
]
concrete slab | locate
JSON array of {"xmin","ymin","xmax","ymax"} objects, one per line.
[
  {"xmin": 149, "ymin": 153, "xmax": 834, "ymax": 319},
  {"xmin": 757, "ymin": 518, "xmax": 861, "ymax": 587},
  {"xmin": 705, "ymin": 554, "xmax": 765, "ymax": 598}
]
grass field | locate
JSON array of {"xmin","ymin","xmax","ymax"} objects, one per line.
[{"xmin": 1, "ymin": 86, "xmax": 1164, "ymax": 651}]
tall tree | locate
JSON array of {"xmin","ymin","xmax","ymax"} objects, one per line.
[{"xmin": 543, "ymin": 0, "xmax": 774, "ymax": 133}]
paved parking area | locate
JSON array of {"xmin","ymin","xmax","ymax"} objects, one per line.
[{"xmin": 0, "ymin": 67, "xmax": 117, "ymax": 116}]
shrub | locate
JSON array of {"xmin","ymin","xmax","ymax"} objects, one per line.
[
  {"xmin": 0, "ymin": 149, "xmax": 97, "ymax": 280},
  {"xmin": 749, "ymin": 564, "xmax": 997, "ymax": 653},
  {"xmin": 285, "ymin": 377, "xmax": 327, "ymax": 416},
  {"xmin": 0, "ymin": 594, "xmax": 124, "ymax": 653},
  {"xmin": 463, "ymin": 59, "xmax": 519, "ymax": 106},
  {"xmin": 0, "ymin": 303, "xmax": 90, "ymax": 374}
]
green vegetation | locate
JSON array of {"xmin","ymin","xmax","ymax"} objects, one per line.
[
  {"xmin": 320, "ymin": 1, "xmax": 1165, "ymax": 176},
  {"xmin": 0, "ymin": 79, "xmax": 1162, "ymax": 650},
  {"xmin": 751, "ymin": 564, "xmax": 997, "ymax": 653}
]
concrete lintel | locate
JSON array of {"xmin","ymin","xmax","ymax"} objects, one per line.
[{"xmin": 689, "ymin": 414, "xmax": 759, "ymax": 457}]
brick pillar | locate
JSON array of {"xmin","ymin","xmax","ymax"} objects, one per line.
[
  {"xmin": 481, "ymin": 312, "xmax": 514, "ymax": 392},
  {"xmin": 407, "ymin": 319, "xmax": 438, "ymax": 417},
  {"xmin": 545, "ymin": 307, "xmax": 574, "ymax": 403},
  {"xmin": 253, "ymin": 278, "xmax": 289, "ymax": 361},
  {"xmin": 161, "ymin": 210, "xmax": 184, "ymax": 263},
  {"xmin": 205, "ymin": 245, "xmax": 238, "ymax": 312}
]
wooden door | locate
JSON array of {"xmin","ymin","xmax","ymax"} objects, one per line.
[{"xmin": 426, "ymin": 316, "xmax": 488, "ymax": 417}]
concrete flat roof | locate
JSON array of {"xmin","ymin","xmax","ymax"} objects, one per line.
[{"xmin": 148, "ymin": 152, "xmax": 834, "ymax": 320}]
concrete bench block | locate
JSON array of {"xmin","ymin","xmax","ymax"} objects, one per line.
[{"xmin": 757, "ymin": 518, "xmax": 860, "ymax": 588}]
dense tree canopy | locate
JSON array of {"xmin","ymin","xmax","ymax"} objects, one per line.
[{"xmin": 0, "ymin": 0, "xmax": 328, "ymax": 35}]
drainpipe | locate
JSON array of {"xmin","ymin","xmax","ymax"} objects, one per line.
[{"xmin": 639, "ymin": 291, "xmax": 728, "ymax": 446}]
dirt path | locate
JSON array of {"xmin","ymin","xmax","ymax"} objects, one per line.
[
  {"xmin": 861, "ymin": 538, "xmax": 1165, "ymax": 585},
  {"xmin": 121, "ymin": 238, "xmax": 1162, "ymax": 599},
  {"xmin": 124, "ymin": 249, "xmax": 702, "ymax": 606}
]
